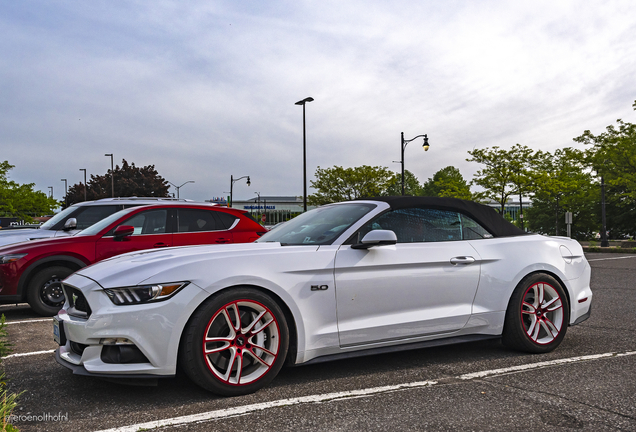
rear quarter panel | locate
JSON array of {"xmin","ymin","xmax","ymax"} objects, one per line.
[{"xmin": 468, "ymin": 234, "xmax": 587, "ymax": 315}]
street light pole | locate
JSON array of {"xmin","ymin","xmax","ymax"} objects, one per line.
[
  {"xmin": 255, "ymin": 192, "xmax": 261, "ymax": 221},
  {"xmin": 230, "ymin": 175, "xmax": 250, "ymax": 207},
  {"xmin": 79, "ymin": 169, "xmax": 87, "ymax": 201},
  {"xmin": 61, "ymin": 179, "xmax": 67, "ymax": 207},
  {"xmin": 105, "ymin": 154, "xmax": 114, "ymax": 197},
  {"xmin": 399, "ymin": 132, "xmax": 429, "ymax": 195},
  {"xmin": 600, "ymin": 175, "xmax": 609, "ymax": 247},
  {"xmin": 48, "ymin": 186, "xmax": 53, "ymax": 198},
  {"xmin": 168, "ymin": 181, "xmax": 195, "ymax": 200},
  {"xmin": 295, "ymin": 97, "xmax": 314, "ymax": 212}
]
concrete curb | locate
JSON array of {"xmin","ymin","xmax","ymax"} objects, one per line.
[{"xmin": 583, "ymin": 246, "xmax": 636, "ymax": 254}]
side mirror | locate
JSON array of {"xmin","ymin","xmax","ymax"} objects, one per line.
[
  {"xmin": 351, "ymin": 230, "xmax": 397, "ymax": 249},
  {"xmin": 113, "ymin": 225, "xmax": 135, "ymax": 241},
  {"xmin": 63, "ymin": 218, "xmax": 77, "ymax": 231}
]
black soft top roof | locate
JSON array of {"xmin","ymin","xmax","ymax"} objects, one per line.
[{"xmin": 364, "ymin": 196, "xmax": 527, "ymax": 238}]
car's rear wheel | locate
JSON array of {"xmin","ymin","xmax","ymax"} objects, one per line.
[
  {"xmin": 180, "ymin": 288, "xmax": 289, "ymax": 396},
  {"xmin": 502, "ymin": 273, "xmax": 570, "ymax": 353},
  {"xmin": 26, "ymin": 266, "xmax": 73, "ymax": 316}
]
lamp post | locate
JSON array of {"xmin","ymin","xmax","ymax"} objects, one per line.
[
  {"xmin": 104, "ymin": 154, "xmax": 114, "ymax": 197},
  {"xmin": 61, "ymin": 179, "xmax": 67, "ymax": 207},
  {"xmin": 230, "ymin": 175, "xmax": 250, "ymax": 207},
  {"xmin": 600, "ymin": 175, "xmax": 609, "ymax": 247},
  {"xmin": 79, "ymin": 169, "xmax": 87, "ymax": 201},
  {"xmin": 168, "ymin": 181, "xmax": 194, "ymax": 200},
  {"xmin": 399, "ymin": 132, "xmax": 429, "ymax": 195},
  {"xmin": 48, "ymin": 186, "xmax": 53, "ymax": 198},
  {"xmin": 255, "ymin": 192, "xmax": 261, "ymax": 220},
  {"xmin": 295, "ymin": 96, "xmax": 314, "ymax": 212}
]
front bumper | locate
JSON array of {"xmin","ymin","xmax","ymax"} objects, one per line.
[
  {"xmin": 55, "ymin": 349, "xmax": 161, "ymax": 384},
  {"xmin": 54, "ymin": 273, "xmax": 210, "ymax": 377}
]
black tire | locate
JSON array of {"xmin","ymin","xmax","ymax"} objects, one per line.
[
  {"xmin": 26, "ymin": 266, "xmax": 73, "ymax": 316},
  {"xmin": 180, "ymin": 288, "xmax": 289, "ymax": 396},
  {"xmin": 502, "ymin": 273, "xmax": 570, "ymax": 353}
]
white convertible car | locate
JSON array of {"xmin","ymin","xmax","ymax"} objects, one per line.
[{"xmin": 54, "ymin": 197, "xmax": 592, "ymax": 396}]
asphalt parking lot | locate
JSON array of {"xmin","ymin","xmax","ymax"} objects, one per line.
[{"xmin": 2, "ymin": 252, "xmax": 635, "ymax": 431}]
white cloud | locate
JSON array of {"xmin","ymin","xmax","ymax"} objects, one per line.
[{"xmin": 1, "ymin": 0, "xmax": 635, "ymax": 201}]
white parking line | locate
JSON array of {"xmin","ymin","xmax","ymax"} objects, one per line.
[
  {"xmin": 5, "ymin": 319, "xmax": 51, "ymax": 325},
  {"xmin": 2, "ymin": 349, "xmax": 55, "ymax": 359},
  {"xmin": 94, "ymin": 349, "xmax": 636, "ymax": 432},
  {"xmin": 587, "ymin": 255, "xmax": 636, "ymax": 262}
]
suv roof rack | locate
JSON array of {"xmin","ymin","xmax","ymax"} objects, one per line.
[{"xmin": 94, "ymin": 197, "xmax": 195, "ymax": 202}]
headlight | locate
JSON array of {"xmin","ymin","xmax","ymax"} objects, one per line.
[
  {"xmin": 0, "ymin": 253, "xmax": 28, "ymax": 264},
  {"xmin": 104, "ymin": 282, "xmax": 189, "ymax": 305}
]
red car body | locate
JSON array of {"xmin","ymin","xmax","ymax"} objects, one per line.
[{"xmin": 0, "ymin": 203, "xmax": 265, "ymax": 315}]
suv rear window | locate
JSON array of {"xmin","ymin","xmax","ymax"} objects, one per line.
[
  {"xmin": 216, "ymin": 212, "xmax": 239, "ymax": 229},
  {"xmin": 177, "ymin": 209, "xmax": 223, "ymax": 232}
]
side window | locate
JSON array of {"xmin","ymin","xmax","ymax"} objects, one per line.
[
  {"xmin": 216, "ymin": 211, "xmax": 239, "ymax": 229},
  {"xmin": 119, "ymin": 209, "xmax": 168, "ymax": 235},
  {"xmin": 177, "ymin": 209, "xmax": 221, "ymax": 233},
  {"xmin": 356, "ymin": 208, "xmax": 492, "ymax": 243},
  {"xmin": 460, "ymin": 214, "xmax": 493, "ymax": 239},
  {"xmin": 74, "ymin": 205, "xmax": 121, "ymax": 230}
]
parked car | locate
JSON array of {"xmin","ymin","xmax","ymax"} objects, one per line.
[
  {"xmin": 0, "ymin": 203, "xmax": 265, "ymax": 315},
  {"xmin": 53, "ymin": 197, "xmax": 592, "ymax": 396},
  {"xmin": 0, "ymin": 197, "xmax": 193, "ymax": 247}
]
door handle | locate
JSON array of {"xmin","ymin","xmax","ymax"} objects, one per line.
[
  {"xmin": 153, "ymin": 242, "xmax": 169, "ymax": 248},
  {"xmin": 450, "ymin": 256, "xmax": 475, "ymax": 265},
  {"xmin": 215, "ymin": 238, "xmax": 231, "ymax": 243}
]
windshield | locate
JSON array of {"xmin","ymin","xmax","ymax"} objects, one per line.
[
  {"xmin": 257, "ymin": 203, "xmax": 376, "ymax": 245},
  {"xmin": 75, "ymin": 207, "xmax": 137, "ymax": 236},
  {"xmin": 39, "ymin": 205, "xmax": 80, "ymax": 230}
]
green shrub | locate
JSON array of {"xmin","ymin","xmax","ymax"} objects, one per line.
[{"xmin": 0, "ymin": 315, "xmax": 21, "ymax": 431}]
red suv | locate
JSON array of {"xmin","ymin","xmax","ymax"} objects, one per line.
[{"xmin": 0, "ymin": 203, "xmax": 265, "ymax": 316}]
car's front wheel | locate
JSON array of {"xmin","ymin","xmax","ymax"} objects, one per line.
[
  {"xmin": 26, "ymin": 266, "xmax": 73, "ymax": 316},
  {"xmin": 180, "ymin": 288, "xmax": 289, "ymax": 396},
  {"xmin": 502, "ymin": 273, "xmax": 570, "ymax": 353}
]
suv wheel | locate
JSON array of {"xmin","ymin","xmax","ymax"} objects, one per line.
[{"xmin": 26, "ymin": 266, "xmax": 73, "ymax": 316}]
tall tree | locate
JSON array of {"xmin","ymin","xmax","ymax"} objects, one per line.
[
  {"xmin": 0, "ymin": 161, "xmax": 59, "ymax": 220},
  {"xmin": 467, "ymin": 145, "xmax": 539, "ymax": 223},
  {"xmin": 525, "ymin": 148, "xmax": 597, "ymax": 238},
  {"xmin": 467, "ymin": 146, "xmax": 518, "ymax": 213},
  {"xmin": 384, "ymin": 170, "xmax": 423, "ymax": 196},
  {"xmin": 507, "ymin": 144, "xmax": 537, "ymax": 229},
  {"xmin": 65, "ymin": 159, "xmax": 170, "ymax": 205},
  {"xmin": 421, "ymin": 166, "xmax": 473, "ymax": 200},
  {"xmin": 574, "ymin": 100, "xmax": 636, "ymax": 238},
  {"xmin": 308, "ymin": 165, "xmax": 395, "ymax": 205}
]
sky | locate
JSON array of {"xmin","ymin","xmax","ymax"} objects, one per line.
[{"xmin": 2, "ymin": 0, "xmax": 636, "ymax": 203}]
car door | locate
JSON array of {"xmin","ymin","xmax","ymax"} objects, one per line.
[
  {"xmin": 334, "ymin": 207, "xmax": 483, "ymax": 346},
  {"xmin": 172, "ymin": 208, "xmax": 234, "ymax": 246},
  {"xmin": 95, "ymin": 208, "xmax": 172, "ymax": 261}
]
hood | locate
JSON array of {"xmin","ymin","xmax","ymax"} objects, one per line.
[
  {"xmin": 0, "ymin": 228, "xmax": 41, "ymax": 236},
  {"xmin": 0, "ymin": 232, "xmax": 85, "ymax": 253},
  {"xmin": 74, "ymin": 242, "xmax": 291, "ymax": 288},
  {"xmin": 0, "ymin": 229, "xmax": 55, "ymax": 247}
]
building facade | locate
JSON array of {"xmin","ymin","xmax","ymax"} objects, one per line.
[{"xmin": 213, "ymin": 196, "xmax": 315, "ymax": 225}]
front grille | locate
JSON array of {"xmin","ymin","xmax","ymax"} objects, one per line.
[{"xmin": 62, "ymin": 283, "xmax": 92, "ymax": 319}]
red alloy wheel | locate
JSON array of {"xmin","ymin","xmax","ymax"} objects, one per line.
[
  {"xmin": 520, "ymin": 282, "xmax": 564, "ymax": 345},
  {"xmin": 202, "ymin": 299, "xmax": 281, "ymax": 386},
  {"xmin": 502, "ymin": 273, "xmax": 570, "ymax": 354}
]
